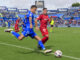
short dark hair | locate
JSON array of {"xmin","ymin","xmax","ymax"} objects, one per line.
[
  {"xmin": 31, "ymin": 5, "xmax": 37, "ymax": 9},
  {"xmin": 43, "ymin": 8, "xmax": 47, "ymax": 10}
]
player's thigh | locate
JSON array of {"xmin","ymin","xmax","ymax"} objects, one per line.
[
  {"xmin": 15, "ymin": 24, "xmax": 18, "ymax": 28},
  {"xmin": 34, "ymin": 35, "xmax": 41, "ymax": 41},
  {"xmin": 45, "ymin": 29, "xmax": 49, "ymax": 36},
  {"xmin": 15, "ymin": 26, "xmax": 18, "ymax": 29},
  {"xmin": 41, "ymin": 28, "xmax": 49, "ymax": 36},
  {"xmin": 30, "ymin": 32, "xmax": 38, "ymax": 39},
  {"xmin": 40, "ymin": 28, "xmax": 45, "ymax": 35}
]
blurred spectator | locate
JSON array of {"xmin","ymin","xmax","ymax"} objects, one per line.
[
  {"xmin": 72, "ymin": 19, "xmax": 77, "ymax": 26},
  {"xmin": 55, "ymin": 19, "xmax": 59, "ymax": 27},
  {"xmin": 77, "ymin": 20, "xmax": 80, "ymax": 26},
  {"xmin": 0, "ymin": 13, "xmax": 3, "ymax": 27}
]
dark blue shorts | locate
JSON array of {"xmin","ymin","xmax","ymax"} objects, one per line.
[{"xmin": 22, "ymin": 28, "xmax": 37, "ymax": 38}]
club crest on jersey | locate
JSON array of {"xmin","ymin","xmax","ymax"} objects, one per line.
[{"xmin": 30, "ymin": 14, "xmax": 32, "ymax": 17}]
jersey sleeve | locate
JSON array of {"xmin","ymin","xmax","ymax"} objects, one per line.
[
  {"xmin": 37, "ymin": 14, "xmax": 42, "ymax": 20},
  {"xmin": 48, "ymin": 16, "xmax": 50, "ymax": 22}
]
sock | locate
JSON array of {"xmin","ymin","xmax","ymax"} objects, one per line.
[
  {"xmin": 42, "ymin": 36, "xmax": 48, "ymax": 44},
  {"xmin": 38, "ymin": 40, "xmax": 45, "ymax": 50},
  {"xmin": 11, "ymin": 31, "xmax": 20, "ymax": 38}
]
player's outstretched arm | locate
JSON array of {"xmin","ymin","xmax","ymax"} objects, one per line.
[
  {"xmin": 35, "ymin": 19, "xmax": 39, "ymax": 31},
  {"xmin": 35, "ymin": 18, "xmax": 38, "ymax": 27},
  {"xmin": 29, "ymin": 17, "xmax": 33, "ymax": 28}
]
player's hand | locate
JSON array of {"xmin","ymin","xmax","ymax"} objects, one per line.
[
  {"xmin": 30, "ymin": 24, "xmax": 33, "ymax": 28},
  {"xmin": 35, "ymin": 26, "xmax": 39, "ymax": 31}
]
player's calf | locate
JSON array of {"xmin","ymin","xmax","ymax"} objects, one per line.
[
  {"xmin": 11, "ymin": 31, "xmax": 24, "ymax": 40},
  {"xmin": 42, "ymin": 35, "xmax": 49, "ymax": 44},
  {"xmin": 34, "ymin": 36, "xmax": 45, "ymax": 50}
]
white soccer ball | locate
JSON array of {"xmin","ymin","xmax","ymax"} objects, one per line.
[{"xmin": 54, "ymin": 50, "xmax": 62, "ymax": 58}]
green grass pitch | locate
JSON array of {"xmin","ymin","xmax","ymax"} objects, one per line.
[{"xmin": 0, "ymin": 27, "xmax": 80, "ymax": 60}]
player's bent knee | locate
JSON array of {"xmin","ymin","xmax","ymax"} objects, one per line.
[
  {"xmin": 46, "ymin": 36, "xmax": 49, "ymax": 40},
  {"xmin": 45, "ymin": 35, "xmax": 49, "ymax": 40},
  {"xmin": 45, "ymin": 35, "xmax": 49, "ymax": 37},
  {"xmin": 18, "ymin": 35, "xmax": 24, "ymax": 40},
  {"xmin": 18, "ymin": 37, "xmax": 22, "ymax": 40},
  {"xmin": 34, "ymin": 36, "xmax": 41, "ymax": 41}
]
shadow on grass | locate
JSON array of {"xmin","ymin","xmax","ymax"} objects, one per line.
[
  {"xmin": 45, "ymin": 45, "xmax": 55, "ymax": 49},
  {"xmin": 17, "ymin": 45, "xmax": 54, "ymax": 56},
  {"xmin": 17, "ymin": 49, "xmax": 51, "ymax": 56}
]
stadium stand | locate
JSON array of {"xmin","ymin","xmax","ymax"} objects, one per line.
[{"xmin": 0, "ymin": 6, "xmax": 80, "ymax": 27}]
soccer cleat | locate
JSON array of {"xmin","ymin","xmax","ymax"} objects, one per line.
[
  {"xmin": 4, "ymin": 29, "xmax": 13, "ymax": 32},
  {"xmin": 44, "ymin": 49, "xmax": 52, "ymax": 54}
]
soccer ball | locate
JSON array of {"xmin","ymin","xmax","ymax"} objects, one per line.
[{"xmin": 54, "ymin": 50, "xmax": 62, "ymax": 58}]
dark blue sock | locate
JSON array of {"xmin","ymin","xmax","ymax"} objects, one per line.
[
  {"xmin": 38, "ymin": 40, "xmax": 45, "ymax": 50},
  {"xmin": 11, "ymin": 31, "xmax": 20, "ymax": 38}
]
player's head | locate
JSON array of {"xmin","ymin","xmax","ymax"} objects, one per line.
[
  {"xmin": 43, "ymin": 8, "xmax": 47, "ymax": 14},
  {"xmin": 31, "ymin": 5, "xmax": 37, "ymax": 13}
]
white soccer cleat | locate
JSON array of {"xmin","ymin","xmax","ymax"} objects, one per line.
[
  {"xmin": 44, "ymin": 49, "xmax": 52, "ymax": 54},
  {"xmin": 4, "ymin": 29, "xmax": 13, "ymax": 32}
]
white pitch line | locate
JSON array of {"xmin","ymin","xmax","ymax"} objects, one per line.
[
  {"xmin": 0, "ymin": 42, "xmax": 80, "ymax": 60},
  {"xmin": 0, "ymin": 42, "xmax": 34, "ymax": 51},
  {"xmin": 50, "ymin": 53, "xmax": 80, "ymax": 60},
  {"xmin": 62, "ymin": 55, "xmax": 80, "ymax": 60}
]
